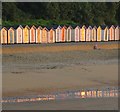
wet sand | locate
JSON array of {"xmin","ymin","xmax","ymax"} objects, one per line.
[
  {"xmin": 1, "ymin": 42, "xmax": 119, "ymax": 110},
  {"xmin": 3, "ymin": 98, "xmax": 118, "ymax": 110}
]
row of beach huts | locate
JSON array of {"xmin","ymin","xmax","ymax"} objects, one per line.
[{"xmin": 0, "ymin": 25, "xmax": 120, "ymax": 44}]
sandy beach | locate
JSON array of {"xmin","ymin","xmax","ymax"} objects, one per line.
[{"xmin": 1, "ymin": 42, "xmax": 119, "ymax": 110}]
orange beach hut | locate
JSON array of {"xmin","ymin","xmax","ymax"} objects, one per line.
[
  {"xmin": 30, "ymin": 25, "xmax": 36, "ymax": 43},
  {"xmin": 41, "ymin": 27, "xmax": 48, "ymax": 43},
  {"xmin": 36, "ymin": 26, "xmax": 42, "ymax": 43},
  {"xmin": 109, "ymin": 25, "xmax": 115, "ymax": 41},
  {"xmin": 61, "ymin": 25, "xmax": 67, "ymax": 42},
  {"xmin": 0, "ymin": 27, "xmax": 8, "ymax": 44}
]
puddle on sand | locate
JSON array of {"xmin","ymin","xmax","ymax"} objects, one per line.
[{"xmin": 1, "ymin": 86, "xmax": 119, "ymax": 103}]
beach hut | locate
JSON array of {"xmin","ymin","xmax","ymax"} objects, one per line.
[
  {"xmin": 16, "ymin": 25, "xmax": 23, "ymax": 44},
  {"xmin": 86, "ymin": 26, "xmax": 92, "ymax": 42},
  {"xmin": 56, "ymin": 25, "xmax": 62, "ymax": 42},
  {"xmin": 8, "ymin": 27, "xmax": 15, "ymax": 44},
  {"xmin": 0, "ymin": 27, "xmax": 8, "ymax": 44},
  {"xmin": 103, "ymin": 26, "xmax": 109, "ymax": 41},
  {"xmin": 101, "ymin": 26, "xmax": 106, "ymax": 41},
  {"xmin": 115, "ymin": 26, "xmax": 119, "ymax": 41},
  {"xmin": 36, "ymin": 26, "xmax": 42, "ymax": 43},
  {"xmin": 48, "ymin": 27, "xmax": 55, "ymax": 43},
  {"xmin": 92, "ymin": 26, "xmax": 97, "ymax": 41},
  {"xmin": 80, "ymin": 25, "xmax": 86, "ymax": 42},
  {"xmin": 30, "ymin": 25, "xmax": 36, "ymax": 43},
  {"xmin": 67, "ymin": 26, "xmax": 73, "ymax": 42},
  {"xmin": 41, "ymin": 27, "xmax": 48, "ymax": 43},
  {"xmin": 61, "ymin": 25, "xmax": 67, "ymax": 42},
  {"xmin": 23, "ymin": 25, "xmax": 30, "ymax": 43},
  {"xmin": 75, "ymin": 26, "xmax": 80, "ymax": 42},
  {"xmin": 97, "ymin": 26, "xmax": 102, "ymax": 42},
  {"xmin": 109, "ymin": 25, "xmax": 115, "ymax": 41}
]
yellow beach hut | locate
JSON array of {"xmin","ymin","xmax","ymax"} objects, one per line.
[
  {"xmin": 30, "ymin": 25, "xmax": 36, "ymax": 43},
  {"xmin": 56, "ymin": 25, "xmax": 62, "ymax": 42},
  {"xmin": 8, "ymin": 27, "xmax": 15, "ymax": 44},
  {"xmin": 0, "ymin": 27, "xmax": 8, "ymax": 44},
  {"xmin": 92, "ymin": 26, "xmax": 97, "ymax": 41},
  {"xmin": 48, "ymin": 27, "xmax": 55, "ymax": 43},
  {"xmin": 80, "ymin": 25, "xmax": 86, "ymax": 42},
  {"xmin": 97, "ymin": 26, "xmax": 102, "ymax": 42},
  {"xmin": 115, "ymin": 26, "xmax": 119, "ymax": 41},
  {"xmin": 23, "ymin": 25, "xmax": 30, "ymax": 43},
  {"xmin": 41, "ymin": 27, "xmax": 48, "ymax": 43},
  {"xmin": 109, "ymin": 25, "xmax": 115, "ymax": 41},
  {"xmin": 36, "ymin": 26, "xmax": 42, "ymax": 43},
  {"xmin": 16, "ymin": 25, "xmax": 23, "ymax": 44},
  {"xmin": 75, "ymin": 26, "xmax": 80, "ymax": 42}
]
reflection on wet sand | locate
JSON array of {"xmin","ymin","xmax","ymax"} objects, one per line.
[{"xmin": 2, "ymin": 87, "xmax": 119, "ymax": 103}]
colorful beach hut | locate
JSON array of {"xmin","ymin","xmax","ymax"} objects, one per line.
[
  {"xmin": 103, "ymin": 26, "xmax": 109, "ymax": 41},
  {"xmin": 86, "ymin": 26, "xmax": 92, "ymax": 42},
  {"xmin": 109, "ymin": 25, "xmax": 115, "ymax": 41},
  {"xmin": 16, "ymin": 25, "xmax": 23, "ymax": 44},
  {"xmin": 80, "ymin": 25, "xmax": 86, "ymax": 42},
  {"xmin": 30, "ymin": 25, "xmax": 36, "ymax": 43},
  {"xmin": 0, "ymin": 27, "xmax": 8, "ymax": 44},
  {"xmin": 56, "ymin": 25, "xmax": 61, "ymax": 42},
  {"xmin": 41, "ymin": 27, "xmax": 48, "ymax": 43},
  {"xmin": 75, "ymin": 26, "xmax": 80, "ymax": 42},
  {"xmin": 92, "ymin": 26, "xmax": 97, "ymax": 41},
  {"xmin": 61, "ymin": 25, "xmax": 67, "ymax": 42},
  {"xmin": 97, "ymin": 26, "xmax": 102, "ymax": 41},
  {"xmin": 36, "ymin": 26, "xmax": 42, "ymax": 43},
  {"xmin": 67, "ymin": 26, "xmax": 73, "ymax": 42},
  {"xmin": 8, "ymin": 27, "xmax": 15, "ymax": 44},
  {"xmin": 23, "ymin": 25, "xmax": 30, "ymax": 43},
  {"xmin": 115, "ymin": 26, "xmax": 119, "ymax": 41},
  {"xmin": 48, "ymin": 27, "xmax": 55, "ymax": 43}
]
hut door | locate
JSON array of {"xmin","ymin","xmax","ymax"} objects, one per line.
[
  {"xmin": 18, "ymin": 29, "xmax": 21, "ymax": 43},
  {"xmin": 31, "ymin": 29, "xmax": 34, "ymax": 42},
  {"xmin": 3, "ymin": 31, "xmax": 5, "ymax": 43},
  {"xmin": 10, "ymin": 31, "xmax": 13, "ymax": 43},
  {"xmin": 105, "ymin": 30, "xmax": 107, "ymax": 40},
  {"xmin": 68, "ymin": 29, "xmax": 70, "ymax": 41}
]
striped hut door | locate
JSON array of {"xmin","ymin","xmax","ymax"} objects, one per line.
[{"xmin": 10, "ymin": 30, "xmax": 13, "ymax": 43}]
